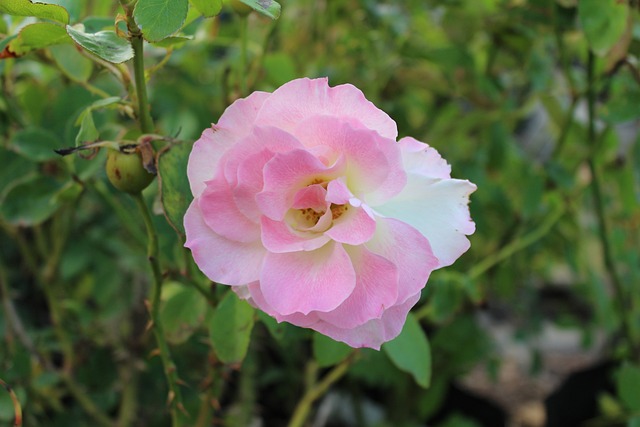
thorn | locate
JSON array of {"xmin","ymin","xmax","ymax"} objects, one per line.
[
  {"xmin": 167, "ymin": 390, "xmax": 175, "ymax": 406},
  {"xmin": 148, "ymin": 348, "xmax": 161, "ymax": 358}
]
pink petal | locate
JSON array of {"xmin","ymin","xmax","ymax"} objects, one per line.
[
  {"xmin": 324, "ymin": 204, "xmax": 376, "ymax": 245},
  {"xmin": 184, "ymin": 202, "xmax": 265, "ymax": 285},
  {"xmin": 325, "ymin": 179, "xmax": 352, "ymax": 204},
  {"xmin": 312, "ymin": 292, "xmax": 421, "ymax": 350},
  {"xmin": 256, "ymin": 149, "xmax": 345, "ymax": 221},
  {"xmin": 260, "ymin": 242, "xmax": 356, "ymax": 315},
  {"xmin": 293, "ymin": 116, "xmax": 406, "ymax": 201},
  {"xmin": 217, "ymin": 91, "xmax": 270, "ymax": 135},
  {"xmin": 373, "ymin": 177, "xmax": 476, "ymax": 268},
  {"xmin": 291, "ymin": 184, "xmax": 328, "ymax": 211},
  {"xmin": 398, "ymin": 137, "xmax": 451, "ymax": 179},
  {"xmin": 246, "ymin": 282, "xmax": 321, "ymax": 328},
  {"xmin": 365, "ymin": 217, "xmax": 438, "ymax": 303},
  {"xmin": 261, "ymin": 216, "xmax": 331, "ymax": 253},
  {"xmin": 255, "ymin": 77, "xmax": 398, "ymax": 140},
  {"xmin": 198, "ymin": 177, "xmax": 260, "ymax": 243},
  {"xmin": 187, "ymin": 91, "xmax": 270, "ymax": 197},
  {"xmin": 317, "ymin": 246, "xmax": 399, "ymax": 329}
]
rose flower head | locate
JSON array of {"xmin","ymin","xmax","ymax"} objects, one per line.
[{"xmin": 185, "ymin": 78, "xmax": 476, "ymax": 349}]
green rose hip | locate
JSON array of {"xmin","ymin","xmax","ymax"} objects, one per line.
[{"xmin": 106, "ymin": 148, "xmax": 155, "ymax": 194}]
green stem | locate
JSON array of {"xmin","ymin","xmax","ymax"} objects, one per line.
[
  {"xmin": 132, "ymin": 193, "xmax": 188, "ymax": 426},
  {"xmin": 585, "ymin": 51, "xmax": 638, "ymax": 360},
  {"xmin": 287, "ymin": 356, "xmax": 354, "ymax": 427},
  {"xmin": 239, "ymin": 16, "xmax": 248, "ymax": 96},
  {"xmin": 130, "ymin": 35, "xmax": 154, "ymax": 134}
]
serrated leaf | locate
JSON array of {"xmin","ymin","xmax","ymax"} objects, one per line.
[
  {"xmin": 134, "ymin": 0, "xmax": 189, "ymax": 42},
  {"xmin": 160, "ymin": 282, "xmax": 207, "ymax": 345},
  {"xmin": 209, "ymin": 291, "xmax": 255, "ymax": 365},
  {"xmin": 66, "ymin": 26, "xmax": 134, "ymax": 64},
  {"xmin": 579, "ymin": 0, "xmax": 629, "ymax": 56},
  {"xmin": 383, "ymin": 313, "xmax": 431, "ymax": 388},
  {"xmin": 615, "ymin": 363, "xmax": 640, "ymax": 411},
  {"xmin": 8, "ymin": 22, "xmax": 71, "ymax": 55},
  {"xmin": 237, "ymin": 0, "xmax": 280, "ymax": 19},
  {"xmin": 158, "ymin": 141, "xmax": 193, "ymax": 236},
  {"xmin": 0, "ymin": 176, "xmax": 63, "ymax": 226},
  {"xmin": 0, "ymin": 0, "xmax": 69, "ymax": 24},
  {"xmin": 313, "ymin": 333, "xmax": 352, "ymax": 368},
  {"xmin": 189, "ymin": 0, "xmax": 222, "ymax": 18},
  {"xmin": 10, "ymin": 127, "xmax": 61, "ymax": 162}
]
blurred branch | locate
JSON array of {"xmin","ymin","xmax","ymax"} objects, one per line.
[
  {"xmin": 288, "ymin": 354, "xmax": 356, "ymax": 427},
  {"xmin": 132, "ymin": 192, "xmax": 188, "ymax": 426},
  {"xmin": 585, "ymin": 51, "xmax": 639, "ymax": 361}
]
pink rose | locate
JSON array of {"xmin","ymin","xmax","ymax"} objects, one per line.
[{"xmin": 185, "ymin": 78, "xmax": 476, "ymax": 349}]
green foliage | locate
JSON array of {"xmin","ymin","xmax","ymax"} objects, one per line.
[
  {"xmin": 209, "ymin": 291, "xmax": 255, "ymax": 364},
  {"xmin": 134, "ymin": 0, "xmax": 189, "ymax": 42},
  {"xmin": 66, "ymin": 26, "xmax": 134, "ymax": 63},
  {"xmin": 383, "ymin": 313, "xmax": 431, "ymax": 388},
  {"xmin": 2, "ymin": 0, "xmax": 640, "ymax": 425}
]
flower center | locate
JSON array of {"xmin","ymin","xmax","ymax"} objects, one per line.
[{"xmin": 330, "ymin": 203, "xmax": 348, "ymax": 220}]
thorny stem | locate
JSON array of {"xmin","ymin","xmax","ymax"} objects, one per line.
[
  {"xmin": 132, "ymin": 192, "xmax": 188, "ymax": 426},
  {"xmin": 585, "ymin": 51, "xmax": 639, "ymax": 360}
]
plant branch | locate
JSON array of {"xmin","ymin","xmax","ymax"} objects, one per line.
[{"xmin": 132, "ymin": 192, "xmax": 188, "ymax": 426}]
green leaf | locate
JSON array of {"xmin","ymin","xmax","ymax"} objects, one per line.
[
  {"xmin": 0, "ymin": 0, "xmax": 69, "ymax": 24},
  {"xmin": 629, "ymin": 417, "xmax": 640, "ymax": 427},
  {"xmin": 237, "ymin": 0, "xmax": 281, "ymax": 19},
  {"xmin": 615, "ymin": 363, "xmax": 640, "ymax": 411},
  {"xmin": 383, "ymin": 313, "xmax": 431, "ymax": 388},
  {"xmin": 189, "ymin": 0, "xmax": 222, "ymax": 17},
  {"xmin": 134, "ymin": 0, "xmax": 189, "ymax": 42},
  {"xmin": 66, "ymin": 26, "xmax": 134, "ymax": 64},
  {"xmin": 10, "ymin": 127, "xmax": 61, "ymax": 162},
  {"xmin": 75, "ymin": 111, "xmax": 98, "ymax": 145},
  {"xmin": 0, "ymin": 176, "xmax": 63, "ymax": 226},
  {"xmin": 8, "ymin": 22, "xmax": 71, "ymax": 55},
  {"xmin": 152, "ymin": 35, "xmax": 193, "ymax": 49},
  {"xmin": 160, "ymin": 282, "xmax": 207, "ymax": 345},
  {"xmin": 209, "ymin": 291, "xmax": 255, "ymax": 365},
  {"xmin": 158, "ymin": 142, "xmax": 193, "ymax": 236},
  {"xmin": 313, "ymin": 333, "xmax": 352, "ymax": 368},
  {"xmin": 579, "ymin": 0, "xmax": 629, "ymax": 56},
  {"xmin": 0, "ymin": 148, "xmax": 36, "ymax": 198},
  {"xmin": 50, "ymin": 44, "xmax": 94, "ymax": 82}
]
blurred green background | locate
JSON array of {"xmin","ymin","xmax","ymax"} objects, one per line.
[{"xmin": 1, "ymin": 0, "xmax": 640, "ymax": 426}]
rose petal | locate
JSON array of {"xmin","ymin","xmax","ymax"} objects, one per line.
[
  {"xmin": 398, "ymin": 137, "xmax": 451, "ymax": 179},
  {"xmin": 255, "ymin": 77, "xmax": 398, "ymax": 140},
  {"xmin": 187, "ymin": 91, "xmax": 270, "ymax": 197},
  {"xmin": 373, "ymin": 177, "xmax": 476, "ymax": 268},
  {"xmin": 312, "ymin": 292, "xmax": 421, "ymax": 350},
  {"xmin": 260, "ymin": 242, "xmax": 356, "ymax": 315},
  {"xmin": 293, "ymin": 116, "xmax": 406, "ymax": 201},
  {"xmin": 318, "ymin": 246, "xmax": 399, "ymax": 329},
  {"xmin": 324, "ymin": 204, "xmax": 376, "ymax": 245},
  {"xmin": 256, "ymin": 149, "xmax": 345, "ymax": 221},
  {"xmin": 261, "ymin": 216, "xmax": 331, "ymax": 253},
  {"xmin": 184, "ymin": 202, "xmax": 265, "ymax": 285},
  {"xmin": 365, "ymin": 217, "xmax": 438, "ymax": 303},
  {"xmin": 198, "ymin": 177, "xmax": 260, "ymax": 243},
  {"xmin": 246, "ymin": 282, "xmax": 321, "ymax": 328}
]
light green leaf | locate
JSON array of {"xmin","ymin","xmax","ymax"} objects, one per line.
[
  {"xmin": 160, "ymin": 282, "xmax": 207, "ymax": 345},
  {"xmin": 134, "ymin": 0, "xmax": 189, "ymax": 42},
  {"xmin": 383, "ymin": 313, "xmax": 431, "ymax": 388},
  {"xmin": 158, "ymin": 142, "xmax": 193, "ymax": 236},
  {"xmin": 237, "ymin": 0, "xmax": 280, "ymax": 19},
  {"xmin": 10, "ymin": 127, "xmax": 61, "ymax": 162},
  {"xmin": 189, "ymin": 0, "xmax": 222, "ymax": 17},
  {"xmin": 152, "ymin": 35, "xmax": 193, "ymax": 48},
  {"xmin": 615, "ymin": 363, "xmax": 640, "ymax": 411},
  {"xmin": 313, "ymin": 333, "xmax": 352, "ymax": 368},
  {"xmin": 75, "ymin": 111, "xmax": 98, "ymax": 146},
  {"xmin": 8, "ymin": 22, "xmax": 71, "ymax": 55},
  {"xmin": 50, "ymin": 44, "xmax": 93, "ymax": 82},
  {"xmin": 0, "ymin": 0, "xmax": 69, "ymax": 24},
  {"xmin": 66, "ymin": 26, "xmax": 134, "ymax": 64},
  {"xmin": 579, "ymin": 0, "xmax": 629, "ymax": 56},
  {"xmin": 209, "ymin": 291, "xmax": 255, "ymax": 365},
  {"xmin": 0, "ymin": 176, "xmax": 63, "ymax": 226}
]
